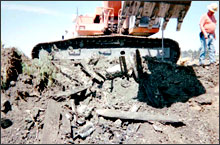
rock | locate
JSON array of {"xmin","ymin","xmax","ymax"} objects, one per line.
[
  {"xmin": 98, "ymin": 117, "xmax": 106, "ymax": 125},
  {"xmin": 114, "ymin": 119, "xmax": 122, "ymax": 128},
  {"xmin": 78, "ymin": 121, "xmax": 95, "ymax": 139},
  {"xmin": 1, "ymin": 118, "xmax": 13, "ymax": 129},
  {"xmin": 10, "ymin": 81, "xmax": 16, "ymax": 86},
  {"xmin": 1, "ymin": 100, "xmax": 12, "ymax": 114}
]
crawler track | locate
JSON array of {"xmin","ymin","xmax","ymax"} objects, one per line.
[{"xmin": 32, "ymin": 35, "xmax": 180, "ymax": 63}]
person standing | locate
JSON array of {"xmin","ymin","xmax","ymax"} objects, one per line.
[{"xmin": 199, "ymin": 3, "xmax": 218, "ymax": 66}]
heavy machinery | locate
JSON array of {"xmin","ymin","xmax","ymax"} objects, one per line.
[{"xmin": 32, "ymin": 1, "xmax": 191, "ymax": 63}]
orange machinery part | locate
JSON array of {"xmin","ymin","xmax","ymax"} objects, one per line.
[
  {"xmin": 103, "ymin": 1, "xmax": 121, "ymax": 17},
  {"xmin": 76, "ymin": 1, "xmax": 158, "ymax": 36},
  {"xmin": 75, "ymin": 15, "xmax": 104, "ymax": 36},
  {"xmin": 129, "ymin": 27, "xmax": 160, "ymax": 36}
]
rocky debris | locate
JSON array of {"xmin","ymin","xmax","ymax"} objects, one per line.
[{"xmin": 1, "ymin": 47, "xmax": 219, "ymax": 144}]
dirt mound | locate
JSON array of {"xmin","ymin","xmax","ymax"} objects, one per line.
[
  {"xmin": 1, "ymin": 47, "xmax": 23, "ymax": 90},
  {"xmin": 1, "ymin": 47, "xmax": 219, "ymax": 144},
  {"xmin": 137, "ymin": 56, "xmax": 206, "ymax": 108}
]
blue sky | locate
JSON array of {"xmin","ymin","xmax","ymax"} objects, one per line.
[{"xmin": 1, "ymin": 1, "xmax": 219, "ymax": 58}]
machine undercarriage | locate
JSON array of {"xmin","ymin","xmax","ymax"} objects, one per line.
[{"xmin": 32, "ymin": 35, "xmax": 180, "ymax": 63}]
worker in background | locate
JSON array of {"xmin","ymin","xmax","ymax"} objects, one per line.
[{"xmin": 199, "ymin": 3, "xmax": 218, "ymax": 66}]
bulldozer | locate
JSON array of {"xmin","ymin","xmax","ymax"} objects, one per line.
[{"xmin": 32, "ymin": 1, "xmax": 191, "ymax": 63}]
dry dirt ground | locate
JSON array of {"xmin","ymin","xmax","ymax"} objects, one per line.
[{"xmin": 1, "ymin": 47, "xmax": 219, "ymax": 144}]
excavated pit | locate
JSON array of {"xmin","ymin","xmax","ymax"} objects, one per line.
[{"xmin": 1, "ymin": 47, "xmax": 219, "ymax": 144}]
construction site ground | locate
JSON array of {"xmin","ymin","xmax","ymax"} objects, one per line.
[{"xmin": 1, "ymin": 47, "xmax": 219, "ymax": 144}]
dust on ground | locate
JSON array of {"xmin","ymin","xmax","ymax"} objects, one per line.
[{"xmin": 1, "ymin": 47, "xmax": 219, "ymax": 144}]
